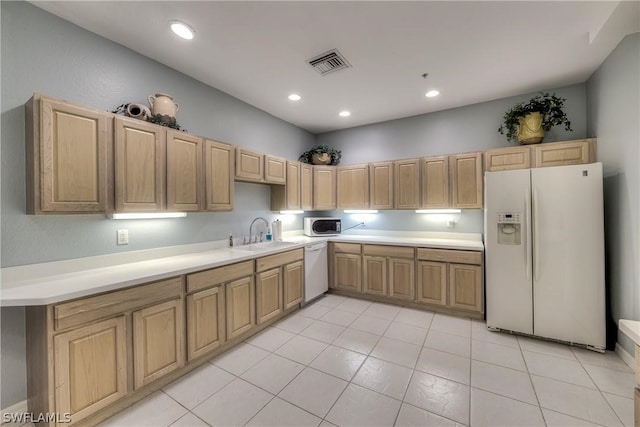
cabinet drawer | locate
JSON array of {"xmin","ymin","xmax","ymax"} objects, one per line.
[
  {"xmin": 332, "ymin": 242, "xmax": 361, "ymax": 254},
  {"xmin": 256, "ymin": 249, "xmax": 304, "ymax": 272},
  {"xmin": 187, "ymin": 260, "xmax": 253, "ymax": 293},
  {"xmin": 54, "ymin": 277, "xmax": 183, "ymax": 331},
  {"xmin": 417, "ymin": 248, "xmax": 482, "ymax": 265},
  {"xmin": 363, "ymin": 244, "xmax": 414, "ymax": 259}
]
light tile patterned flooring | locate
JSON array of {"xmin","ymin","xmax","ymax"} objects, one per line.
[{"xmin": 100, "ymin": 295, "xmax": 635, "ymax": 427}]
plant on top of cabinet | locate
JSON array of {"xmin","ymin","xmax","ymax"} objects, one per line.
[
  {"xmin": 299, "ymin": 144, "xmax": 342, "ymax": 165},
  {"xmin": 498, "ymin": 92, "xmax": 573, "ymax": 145}
]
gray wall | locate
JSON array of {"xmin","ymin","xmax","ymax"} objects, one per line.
[
  {"xmin": 0, "ymin": 1, "xmax": 314, "ymax": 407},
  {"xmin": 586, "ymin": 33, "xmax": 640, "ymax": 354}
]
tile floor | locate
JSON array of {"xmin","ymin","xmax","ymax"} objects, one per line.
[{"xmin": 100, "ymin": 294, "xmax": 635, "ymax": 427}]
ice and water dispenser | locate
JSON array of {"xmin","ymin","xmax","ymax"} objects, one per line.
[{"xmin": 497, "ymin": 212, "xmax": 521, "ymax": 245}]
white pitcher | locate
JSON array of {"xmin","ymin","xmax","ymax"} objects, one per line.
[{"xmin": 147, "ymin": 93, "xmax": 179, "ymax": 118}]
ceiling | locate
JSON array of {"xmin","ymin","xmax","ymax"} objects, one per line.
[{"xmin": 31, "ymin": 1, "xmax": 639, "ymax": 134}]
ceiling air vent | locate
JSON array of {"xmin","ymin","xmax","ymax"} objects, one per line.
[{"xmin": 307, "ymin": 49, "xmax": 351, "ymax": 75}]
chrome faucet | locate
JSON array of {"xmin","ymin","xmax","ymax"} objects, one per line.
[{"xmin": 248, "ymin": 217, "xmax": 269, "ymax": 243}]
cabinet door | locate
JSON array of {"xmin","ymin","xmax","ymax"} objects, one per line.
[
  {"xmin": 235, "ymin": 147, "xmax": 264, "ymax": 182},
  {"xmin": 422, "ymin": 156, "xmax": 450, "ymax": 209},
  {"xmin": 450, "ymin": 152, "xmax": 483, "ymax": 209},
  {"xmin": 271, "ymin": 161, "xmax": 300, "ymax": 211},
  {"xmin": 369, "ymin": 162, "xmax": 394, "ymax": 210},
  {"xmin": 484, "ymin": 146, "xmax": 531, "ymax": 171},
  {"xmin": 363, "ymin": 256, "xmax": 387, "ymax": 296},
  {"xmin": 394, "ymin": 159, "xmax": 421, "ymax": 209},
  {"xmin": 167, "ymin": 131, "xmax": 202, "ymax": 211},
  {"xmin": 300, "ymin": 164, "xmax": 313, "ymax": 211},
  {"xmin": 532, "ymin": 139, "xmax": 595, "ymax": 168},
  {"xmin": 389, "ymin": 258, "xmax": 415, "ymax": 300},
  {"xmin": 337, "ymin": 164, "xmax": 370, "ymax": 209},
  {"xmin": 449, "ymin": 263, "xmax": 483, "ymax": 313},
  {"xmin": 54, "ymin": 316, "xmax": 127, "ymax": 423},
  {"xmin": 416, "ymin": 261, "xmax": 447, "ymax": 306},
  {"xmin": 313, "ymin": 166, "xmax": 337, "ymax": 210},
  {"xmin": 226, "ymin": 276, "xmax": 256, "ymax": 339},
  {"xmin": 265, "ymin": 155, "xmax": 287, "ymax": 184},
  {"xmin": 256, "ymin": 268, "xmax": 283, "ymax": 324},
  {"xmin": 204, "ymin": 139, "xmax": 234, "ymax": 211},
  {"xmin": 334, "ymin": 253, "xmax": 362, "ymax": 292},
  {"xmin": 115, "ymin": 117, "xmax": 166, "ymax": 212},
  {"xmin": 187, "ymin": 286, "xmax": 226, "ymax": 361},
  {"xmin": 30, "ymin": 97, "xmax": 110, "ymax": 214},
  {"xmin": 283, "ymin": 260, "xmax": 304, "ymax": 310},
  {"xmin": 133, "ymin": 298, "xmax": 184, "ymax": 389}
]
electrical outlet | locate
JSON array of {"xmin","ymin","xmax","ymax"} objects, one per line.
[{"xmin": 117, "ymin": 229, "xmax": 129, "ymax": 245}]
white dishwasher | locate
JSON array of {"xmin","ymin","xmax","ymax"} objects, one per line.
[{"xmin": 304, "ymin": 241, "xmax": 328, "ymax": 304}]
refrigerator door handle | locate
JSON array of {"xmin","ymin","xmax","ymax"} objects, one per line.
[
  {"xmin": 533, "ymin": 187, "xmax": 540, "ymax": 281},
  {"xmin": 525, "ymin": 187, "xmax": 532, "ymax": 280}
]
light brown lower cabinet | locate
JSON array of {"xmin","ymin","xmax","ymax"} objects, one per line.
[
  {"xmin": 133, "ymin": 298, "xmax": 185, "ymax": 389},
  {"xmin": 255, "ymin": 249, "xmax": 304, "ymax": 324},
  {"xmin": 186, "ymin": 286, "xmax": 226, "ymax": 361},
  {"xmin": 53, "ymin": 316, "xmax": 127, "ymax": 423},
  {"xmin": 361, "ymin": 245, "xmax": 414, "ymax": 300},
  {"xmin": 226, "ymin": 276, "xmax": 256, "ymax": 339},
  {"xmin": 363, "ymin": 255, "xmax": 387, "ymax": 296},
  {"xmin": 333, "ymin": 253, "xmax": 362, "ymax": 293},
  {"xmin": 388, "ymin": 257, "xmax": 415, "ymax": 300},
  {"xmin": 415, "ymin": 248, "xmax": 484, "ymax": 315}
]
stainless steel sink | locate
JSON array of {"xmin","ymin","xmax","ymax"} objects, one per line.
[{"xmin": 234, "ymin": 241, "xmax": 298, "ymax": 252}]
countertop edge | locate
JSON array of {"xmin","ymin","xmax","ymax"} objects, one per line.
[{"xmin": 1, "ymin": 235, "xmax": 484, "ymax": 307}]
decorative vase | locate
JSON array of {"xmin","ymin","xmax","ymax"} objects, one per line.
[
  {"xmin": 147, "ymin": 93, "xmax": 180, "ymax": 118},
  {"xmin": 125, "ymin": 103, "xmax": 151, "ymax": 120},
  {"xmin": 517, "ymin": 112, "xmax": 545, "ymax": 144},
  {"xmin": 312, "ymin": 153, "xmax": 331, "ymax": 165}
]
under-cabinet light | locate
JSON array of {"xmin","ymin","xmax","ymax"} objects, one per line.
[
  {"xmin": 344, "ymin": 210, "xmax": 378, "ymax": 214},
  {"xmin": 108, "ymin": 212, "xmax": 187, "ymax": 220},
  {"xmin": 280, "ymin": 210, "xmax": 304, "ymax": 214},
  {"xmin": 415, "ymin": 209, "xmax": 461, "ymax": 214}
]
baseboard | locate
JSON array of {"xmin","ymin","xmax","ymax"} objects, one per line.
[
  {"xmin": 615, "ymin": 342, "xmax": 636, "ymax": 371},
  {"xmin": 1, "ymin": 400, "xmax": 28, "ymax": 426}
]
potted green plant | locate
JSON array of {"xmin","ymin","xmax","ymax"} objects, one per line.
[
  {"xmin": 299, "ymin": 144, "xmax": 342, "ymax": 165},
  {"xmin": 498, "ymin": 92, "xmax": 573, "ymax": 144}
]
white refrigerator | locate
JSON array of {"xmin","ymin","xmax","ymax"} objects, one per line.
[{"xmin": 484, "ymin": 162, "xmax": 605, "ymax": 350}]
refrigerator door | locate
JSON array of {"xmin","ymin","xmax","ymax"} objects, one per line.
[
  {"xmin": 531, "ymin": 163, "xmax": 605, "ymax": 348},
  {"xmin": 485, "ymin": 169, "xmax": 533, "ymax": 334}
]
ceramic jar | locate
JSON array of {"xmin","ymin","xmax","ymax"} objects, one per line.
[
  {"xmin": 148, "ymin": 93, "xmax": 180, "ymax": 118},
  {"xmin": 518, "ymin": 112, "xmax": 545, "ymax": 144}
]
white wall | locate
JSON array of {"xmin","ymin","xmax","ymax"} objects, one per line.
[{"xmin": 586, "ymin": 33, "xmax": 640, "ymax": 354}]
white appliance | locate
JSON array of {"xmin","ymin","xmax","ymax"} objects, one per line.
[
  {"xmin": 304, "ymin": 217, "xmax": 341, "ymax": 236},
  {"xmin": 303, "ymin": 241, "xmax": 328, "ymax": 303},
  {"xmin": 485, "ymin": 162, "xmax": 605, "ymax": 350}
]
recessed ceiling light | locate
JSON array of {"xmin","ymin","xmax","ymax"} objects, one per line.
[
  {"xmin": 170, "ymin": 21, "xmax": 195, "ymax": 40},
  {"xmin": 425, "ymin": 90, "xmax": 440, "ymax": 98},
  {"xmin": 339, "ymin": 111, "xmax": 351, "ymax": 117},
  {"xmin": 288, "ymin": 94, "xmax": 301, "ymax": 101}
]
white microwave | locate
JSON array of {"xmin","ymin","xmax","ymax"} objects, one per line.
[{"xmin": 304, "ymin": 217, "xmax": 341, "ymax": 236}]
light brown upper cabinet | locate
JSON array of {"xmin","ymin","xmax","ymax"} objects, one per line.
[
  {"xmin": 204, "ymin": 139, "xmax": 234, "ymax": 211},
  {"xmin": 484, "ymin": 139, "xmax": 597, "ymax": 172},
  {"xmin": 313, "ymin": 166, "xmax": 337, "ymax": 210},
  {"xmin": 271, "ymin": 161, "xmax": 301, "ymax": 211},
  {"xmin": 484, "ymin": 146, "xmax": 531, "ymax": 172},
  {"xmin": 337, "ymin": 164, "xmax": 369, "ymax": 210},
  {"xmin": 166, "ymin": 130, "xmax": 203, "ymax": 211},
  {"xmin": 394, "ymin": 158, "xmax": 421, "ymax": 209},
  {"xmin": 450, "ymin": 152, "xmax": 483, "ymax": 209},
  {"xmin": 300, "ymin": 163, "xmax": 313, "ymax": 211},
  {"xmin": 235, "ymin": 148, "xmax": 286, "ymax": 185},
  {"xmin": 114, "ymin": 117, "xmax": 166, "ymax": 212},
  {"xmin": 264, "ymin": 155, "xmax": 287, "ymax": 184},
  {"xmin": 26, "ymin": 94, "xmax": 111, "ymax": 214},
  {"xmin": 532, "ymin": 138, "xmax": 596, "ymax": 168},
  {"xmin": 235, "ymin": 147, "xmax": 264, "ymax": 182},
  {"xmin": 421, "ymin": 156, "xmax": 450, "ymax": 209},
  {"xmin": 369, "ymin": 162, "xmax": 394, "ymax": 210}
]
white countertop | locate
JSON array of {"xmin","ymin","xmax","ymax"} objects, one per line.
[
  {"xmin": 0, "ymin": 231, "xmax": 483, "ymax": 307},
  {"xmin": 619, "ymin": 319, "xmax": 640, "ymax": 346}
]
